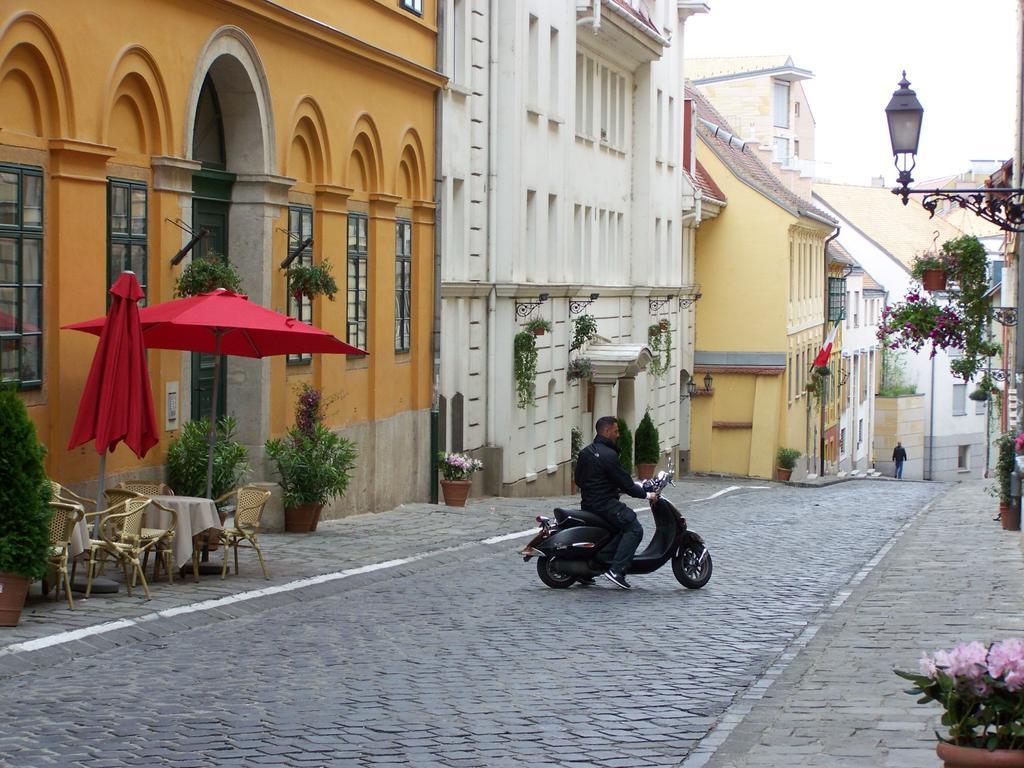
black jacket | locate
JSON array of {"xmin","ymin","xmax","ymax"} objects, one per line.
[
  {"xmin": 892, "ymin": 445, "xmax": 908, "ymax": 462},
  {"xmin": 575, "ymin": 434, "xmax": 646, "ymax": 510}
]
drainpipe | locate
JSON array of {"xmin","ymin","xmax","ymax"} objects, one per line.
[
  {"xmin": 928, "ymin": 353, "xmax": 936, "ymax": 480},
  {"xmin": 820, "ymin": 226, "xmax": 840, "ymax": 476},
  {"xmin": 485, "ymin": 0, "xmax": 499, "ymax": 456},
  {"xmin": 430, "ymin": 1, "xmax": 446, "ymax": 503},
  {"xmin": 576, "ymin": 0, "xmax": 602, "ymax": 31}
]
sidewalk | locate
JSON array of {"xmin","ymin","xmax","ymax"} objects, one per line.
[
  {"xmin": 689, "ymin": 478, "xmax": 1024, "ymax": 768},
  {"xmin": 1, "ymin": 475, "xmax": 743, "ymax": 675}
]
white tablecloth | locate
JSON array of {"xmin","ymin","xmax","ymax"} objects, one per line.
[
  {"xmin": 68, "ymin": 516, "xmax": 90, "ymax": 559},
  {"xmin": 148, "ymin": 495, "xmax": 221, "ymax": 568}
]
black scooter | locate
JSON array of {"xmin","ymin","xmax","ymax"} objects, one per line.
[{"xmin": 521, "ymin": 468, "xmax": 712, "ymax": 589}]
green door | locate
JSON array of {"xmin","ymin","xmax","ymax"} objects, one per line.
[{"xmin": 191, "ymin": 196, "xmax": 229, "ymax": 422}]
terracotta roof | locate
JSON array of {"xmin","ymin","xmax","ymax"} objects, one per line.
[
  {"xmin": 813, "ymin": 182, "xmax": 966, "ymax": 271},
  {"xmin": 686, "ymin": 55, "xmax": 792, "ymax": 81},
  {"xmin": 607, "ymin": 0, "xmax": 659, "ymax": 35},
  {"xmin": 688, "ymin": 83, "xmax": 834, "ymax": 225},
  {"xmin": 692, "ymin": 159, "xmax": 727, "ymax": 203}
]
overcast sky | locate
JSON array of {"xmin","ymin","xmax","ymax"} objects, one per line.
[{"xmin": 684, "ymin": 0, "xmax": 1019, "ymax": 186}]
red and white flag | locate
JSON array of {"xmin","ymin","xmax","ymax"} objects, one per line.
[{"xmin": 812, "ymin": 322, "xmax": 839, "ymax": 368}]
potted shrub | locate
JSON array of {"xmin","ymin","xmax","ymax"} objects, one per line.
[
  {"xmin": 437, "ymin": 452, "xmax": 484, "ymax": 507},
  {"xmin": 570, "ymin": 427, "xmax": 583, "ymax": 493},
  {"xmin": 616, "ymin": 418, "xmax": 634, "ymax": 478},
  {"xmin": 566, "ymin": 356, "xmax": 592, "ymax": 383},
  {"xmin": 265, "ymin": 385, "xmax": 357, "ymax": 532},
  {"xmin": 175, "ymin": 251, "xmax": 243, "ymax": 297},
  {"xmin": 514, "ymin": 330, "xmax": 538, "ymax": 408},
  {"xmin": 996, "ymin": 431, "xmax": 1016, "ymax": 528},
  {"xmin": 634, "ymin": 411, "xmax": 661, "ymax": 479},
  {"xmin": 896, "ymin": 639, "xmax": 1024, "ymax": 766},
  {"xmin": 286, "ymin": 260, "xmax": 338, "ymax": 302},
  {"xmin": 570, "ymin": 313, "xmax": 598, "ymax": 352},
  {"xmin": 911, "ymin": 250, "xmax": 949, "ymax": 291},
  {"xmin": 0, "ymin": 387, "xmax": 52, "ymax": 626},
  {"xmin": 167, "ymin": 415, "xmax": 250, "ymax": 499},
  {"xmin": 776, "ymin": 447, "xmax": 800, "ymax": 481},
  {"xmin": 526, "ymin": 317, "xmax": 552, "ymax": 337}
]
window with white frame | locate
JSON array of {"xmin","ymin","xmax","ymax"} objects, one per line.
[
  {"xmin": 774, "ymin": 137, "xmax": 789, "ymax": 164},
  {"xmin": 953, "ymin": 383, "xmax": 967, "ymax": 416},
  {"xmin": 575, "ymin": 51, "xmax": 628, "ymax": 150},
  {"xmin": 549, "ymin": 28, "xmax": 560, "ymax": 115},
  {"xmin": 958, "ymin": 444, "xmax": 969, "ymax": 470},
  {"xmin": 773, "ymin": 80, "xmax": 790, "ymax": 128},
  {"xmin": 286, "ymin": 204, "xmax": 313, "ymax": 365},
  {"xmin": 399, "ymin": 0, "xmax": 422, "ymax": 14},
  {"xmin": 527, "ymin": 15, "xmax": 539, "ymax": 109},
  {"xmin": 395, "ymin": 219, "xmax": 412, "ymax": 352}
]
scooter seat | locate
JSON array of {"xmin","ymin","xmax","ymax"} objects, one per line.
[{"xmin": 554, "ymin": 507, "xmax": 613, "ymax": 530}]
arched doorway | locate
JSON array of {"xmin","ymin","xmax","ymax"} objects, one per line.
[
  {"xmin": 190, "ymin": 73, "xmax": 231, "ymax": 421},
  {"xmin": 183, "ymin": 27, "xmax": 286, "ymax": 452}
]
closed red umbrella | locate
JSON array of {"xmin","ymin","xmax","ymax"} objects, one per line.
[
  {"xmin": 66, "ymin": 271, "xmax": 158, "ymax": 515},
  {"xmin": 66, "ymin": 288, "xmax": 366, "ymax": 497}
]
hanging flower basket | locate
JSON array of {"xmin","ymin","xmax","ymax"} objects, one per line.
[
  {"xmin": 921, "ymin": 269, "xmax": 948, "ymax": 292},
  {"xmin": 526, "ymin": 318, "xmax": 552, "ymax": 337}
]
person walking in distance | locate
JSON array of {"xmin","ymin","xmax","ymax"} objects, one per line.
[
  {"xmin": 573, "ymin": 416, "xmax": 658, "ymax": 589},
  {"xmin": 892, "ymin": 441, "xmax": 907, "ymax": 479}
]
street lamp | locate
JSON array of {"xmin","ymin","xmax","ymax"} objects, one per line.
[
  {"xmin": 682, "ymin": 372, "xmax": 714, "ymax": 399},
  {"xmin": 885, "ymin": 73, "xmax": 1024, "ymax": 232}
]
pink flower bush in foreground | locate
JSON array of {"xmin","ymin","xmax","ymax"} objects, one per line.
[
  {"xmin": 437, "ymin": 452, "xmax": 484, "ymax": 481},
  {"xmin": 897, "ymin": 639, "xmax": 1024, "ymax": 749}
]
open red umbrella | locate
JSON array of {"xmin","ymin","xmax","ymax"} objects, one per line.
[
  {"xmin": 66, "ymin": 288, "xmax": 366, "ymax": 497},
  {"xmin": 66, "ymin": 271, "xmax": 158, "ymax": 515}
]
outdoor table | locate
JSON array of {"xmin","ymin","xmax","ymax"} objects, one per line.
[{"xmin": 148, "ymin": 495, "xmax": 221, "ymax": 570}]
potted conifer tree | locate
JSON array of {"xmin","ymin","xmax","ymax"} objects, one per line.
[
  {"xmin": 634, "ymin": 411, "xmax": 661, "ymax": 480},
  {"xmin": 0, "ymin": 386, "xmax": 53, "ymax": 626}
]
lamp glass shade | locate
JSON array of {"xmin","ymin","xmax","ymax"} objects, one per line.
[
  {"xmin": 686, "ymin": 380, "xmax": 698, "ymax": 398},
  {"xmin": 885, "ymin": 75, "xmax": 923, "ymax": 156},
  {"xmin": 703, "ymin": 372, "xmax": 713, "ymax": 391}
]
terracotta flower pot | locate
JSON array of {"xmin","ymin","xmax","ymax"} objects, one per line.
[
  {"xmin": 776, "ymin": 467, "xmax": 793, "ymax": 481},
  {"xmin": 937, "ymin": 741, "xmax": 1024, "ymax": 767},
  {"xmin": 636, "ymin": 463, "xmax": 657, "ymax": 480},
  {"xmin": 1000, "ymin": 502, "xmax": 1010, "ymax": 529},
  {"xmin": 0, "ymin": 572, "xmax": 30, "ymax": 627},
  {"xmin": 1005, "ymin": 500, "xmax": 1022, "ymax": 532},
  {"xmin": 285, "ymin": 502, "xmax": 323, "ymax": 533},
  {"xmin": 440, "ymin": 479, "xmax": 472, "ymax": 507},
  {"xmin": 531, "ymin": 328, "xmax": 545, "ymax": 337},
  {"xmin": 922, "ymin": 268, "xmax": 948, "ymax": 292}
]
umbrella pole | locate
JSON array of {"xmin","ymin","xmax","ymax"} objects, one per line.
[
  {"xmin": 205, "ymin": 335, "xmax": 224, "ymax": 500},
  {"xmin": 94, "ymin": 450, "xmax": 107, "ymax": 538}
]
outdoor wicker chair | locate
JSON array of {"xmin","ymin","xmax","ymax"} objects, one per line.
[
  {"xmin": 91, "ymin": 496, "xmax": 155, "ymax": 599},
  {"xmin": 214, "ymin": 486, "xmax": 272, "ymax": 580},
  {"xmin": 115, "ymin": 480, "xmax": 175, "ymax": 496},
  {"xmin": 46, "ymin": 501, "xmax": 84, "ymax": 609},
  {"xmin": 105, "ymin": 488, "xmax": 177, "ymax": 585}
]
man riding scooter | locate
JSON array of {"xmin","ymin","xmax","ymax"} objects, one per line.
[{"xmin": 574, "ymin": 416, "xmax": 659, "ymax": 589}]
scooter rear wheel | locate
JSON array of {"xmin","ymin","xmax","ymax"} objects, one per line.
[
  {"xmin": 536, "ymin": 556, "xmax": 577, "ymax": 589},
  {"xmin": 672, "ymin": 544, "xmax": 712, "ymax": 589}
]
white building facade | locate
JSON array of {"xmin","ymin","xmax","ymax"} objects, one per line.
[
  {"xmin": 438, "ymin": 0, "xmax": 707, "ymax": 495},
  {"xmin": 813, "ymin": 186, "xmax": 987, "ymax": 480}
]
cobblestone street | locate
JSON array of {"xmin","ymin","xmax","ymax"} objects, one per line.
[{"xmin": 0, "ymin": 477, "xmax": 943, "ymax": 767}]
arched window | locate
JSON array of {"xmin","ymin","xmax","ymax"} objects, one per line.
[{"xmin": 193, "ymin": 75, "xmax": 226, "ymax": 169}]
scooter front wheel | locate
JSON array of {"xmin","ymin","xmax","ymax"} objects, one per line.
[
  {"xmin": 672, "ymin": 544, "xmax": 712, "ymax": 589},
  {"xmin": 536, "ymin": 556, "xmax": 577, "ymax": 589}
]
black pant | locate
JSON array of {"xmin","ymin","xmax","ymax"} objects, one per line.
[{"xmin": 589, "ymin": 499, "xmax": 643, "ymax": 575}]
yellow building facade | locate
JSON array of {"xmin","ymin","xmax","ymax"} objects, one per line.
[
  {"xmin": 0, "ymin": 0, "xmax": 441, "ymax": 515},
  {"xmin": 688, "ymin": 87, "xmax": 834, "ymax": 479}
]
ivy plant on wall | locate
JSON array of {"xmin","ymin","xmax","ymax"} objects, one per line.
[
  {"xmin": 648, "ymin": 321, "xmax": 672, "ymax": 378},
  {"xmin": 513, "ymin": 330, "xmax": 538, "ymax": 408},
  {"xmin": 570, "ymin": 313, "xmax": 598, "ymax": 352}
]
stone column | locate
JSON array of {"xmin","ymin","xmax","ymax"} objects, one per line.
[
  {"xmin": 227, "ymin": 172, "xmax": 294, "ymax": 459},
  {"xmin": 592, "ymin": 382, "xmax": 615, "ymax": 424}
]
